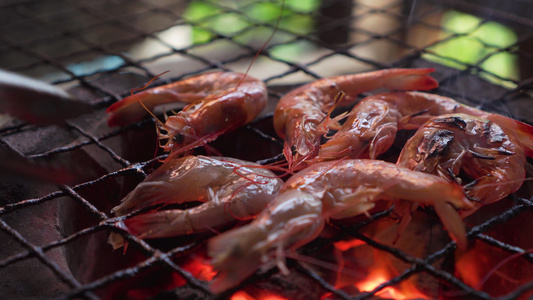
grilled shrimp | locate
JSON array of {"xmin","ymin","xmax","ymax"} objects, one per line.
[
  {"xmin": 401, "ymin": 92, "xmax": 533, "ymax": 156},
  {"xmin": 318, "ymin": 91, "xmax": 533, "ymax": 162},
  {"xmin": 108, "ymin": 155, "xmax": 283, "ymax": 249},
  {"xmin": 106, "ymin": 72, "xmax": 268, "ymax": 154},
  {"xmin": 317, "ymin": 96, "xmax": 402, "ymax": 161},
  {"xmin": 273, "ymin": 68, "xmax": 439, "ymax": 169},
  {"xmin": 208, "ymin": 159, "xmax": 472, "ymax": 293},
  {"xmin": 397, "ymin": 113, "xmax": 526, "ymax": 212}
]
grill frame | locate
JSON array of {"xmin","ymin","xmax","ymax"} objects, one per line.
[{"xmin": 1, "ymin": 0, "xmax": 533, "ymax": 299}]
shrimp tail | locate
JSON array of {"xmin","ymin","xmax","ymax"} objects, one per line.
[
  {"xmin": 208, "ymin": 225, "xmax": 268, "ymax": 293},
  {"xmin": 391, "ymin": 68, "xmax": 439, "ymax": 91}
]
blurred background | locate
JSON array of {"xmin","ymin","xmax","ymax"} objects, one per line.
[
  {"xmin": 1, "ymin": 0, "xmax": 531, "ymax": 86},
  {"xmin": 2, "ymin": 0, "xmax": 533, "ymax": 124},
  {"xmin": 1, "ymin": 0, "xmax": 533, "ymax": 299}
]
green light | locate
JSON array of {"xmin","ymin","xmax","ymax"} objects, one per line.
[{"xmin": 424, "ymin": 10, "xmax": 518, "ymax": 88}]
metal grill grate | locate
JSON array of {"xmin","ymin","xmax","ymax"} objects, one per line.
[{"xmin": 1, "ymin": 0, "xmax": 533, "ymax": 299}]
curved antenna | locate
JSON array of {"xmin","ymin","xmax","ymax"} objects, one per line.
[{"xmin": 132, "ymin": 70, "xmax": 170, "ymax": 127}]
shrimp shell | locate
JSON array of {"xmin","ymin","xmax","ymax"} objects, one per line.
[
  {"xmin": 273, "ymin": 68, "xmax": 439, "ymax": 168},
  {"xmin": 108, "ymin": 155, "xmax": 283, "ymax": 249},
  {"xmin": 208, "ymin": 159, "xmax": 472, "ymax": 293},
  {"xmin": 397, "ymin": 113, "xmax": 526, "ymax": 212},
  {"xmin": 318, "ymin": 91, "xmax": 533, "ymax": 162},
  {"xmin": 398, "ymin": 92, "xmax": 533, "ymax": 156},
  {"xmin": 107, "ymin": 72, "xmax": 268, "ymax": 154}
]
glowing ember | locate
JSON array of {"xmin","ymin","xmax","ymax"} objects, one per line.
[
  {"xmin": 189, "ymin": 259, "xmax": 217, "ymax": 281},
  {"xmin": 334, "ymin": 239, "xmax": 366, "ymax": 252},
  {"xmin": 231, "ymin": 291, "xmax": 288, "ymax": 300},
  {"xmin": 356, "ymin": 270, "xmax": 389, "ymax": 292},
  {"xmin": 177, "ymin": 255, "xmax": 290, "ymax": 300},
  {"xmin": 356, "ymin": 269, "xmax": 428, "ymax": 299},
  {"xmin": 183, "ymin": 256, "xmax": 217, "ymax": 281},
  {"xmin": 334, "ymin": 234, "xmax": 430, "ymax": 299},
  {"xmin": 171, "ymin": 253, "xmax": 217, "ymax": 287}
]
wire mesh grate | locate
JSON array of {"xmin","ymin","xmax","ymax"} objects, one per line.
[{"xmin": 1, "ymin": 0, "xmax": 533, "ymax": 299}]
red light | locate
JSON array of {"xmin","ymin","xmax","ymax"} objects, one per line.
[{"xmin": 231, "ymin": 291, "xmax": 288, "ymax": 300}]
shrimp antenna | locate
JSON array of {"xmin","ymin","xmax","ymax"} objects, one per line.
[
  {"xmin": 475, "ymin": 247, "xmax": 533, "ymax": 290},
  {"xmin": 130, "ymin": 71, "xmax": 171, "ymax": 169},
  {"xmin": 132, "ymin": 70, "xmax": 170, "ymax": 127},
  {"xmin": 235, "ymin": 0, "xmax": 285, "ymax": 89}
]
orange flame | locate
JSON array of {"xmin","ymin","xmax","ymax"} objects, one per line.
[
  {"xmin": 355, "ymin": 269, "xmax": 428, "ymax": 300},
  {"xmin": 231, "ymin": 291, "xmax": 288, "ymax": 300},
  {"xmin": 171, "ymin": 254, "xmax": 217, "ymax": 288},
  {"xmin": 176, "ymin": 256, "xmax": 289, "ymax": 300},
  {"xmin": 334, "ymin": 239, "xmax": 366, "ymax": 251},
  {"xmin": 185, "ymin": 257, "xmax": 217, "ymax": 281},
  {"xmin": 335, "ymin": 238, "xmax": 429, "ymax": 300}
]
